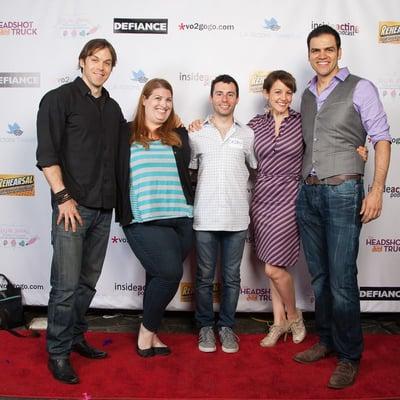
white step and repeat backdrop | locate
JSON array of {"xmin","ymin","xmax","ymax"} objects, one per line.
[{"xmin": 1, "ymin": 0, "xmax": 399, "ymax": 312}]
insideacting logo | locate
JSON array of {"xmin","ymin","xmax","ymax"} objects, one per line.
[
  {"xmin": 0, "ymin": 174, "xmax": 35, "ymax": 196},
  {"xmin": 113, "ymin": 18, "xmax": 168, "ymax": 34},
  {"xmin": 378, "ymin": 22, "xmax": 400, "ymax": 44},
  {"xmin": 367, "ymin": 183, "xmax": 400, "ymax": 199},
  {"xmin": 179, "ymin": 72, "xmax": 215, "ymax": 86},
  {"xmin": 311, "ymin": 21, "xmax": 359, "ymax": 36},
  {"xmin": 0, "ymin": 72, "xmax": 40, "ymax": 88}
]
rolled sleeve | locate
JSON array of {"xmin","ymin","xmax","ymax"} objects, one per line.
[
  {"xmin": 36, "ymin": 90, "xmax": 66, "ymax": 170},
  {"xmin": 353, "ymin": 79, "xmax": 391, "ymax": 146}
]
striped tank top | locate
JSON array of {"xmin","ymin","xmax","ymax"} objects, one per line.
[{"xmin": 129, "ymin": 140, "xmax": 193, "ymax": 223}]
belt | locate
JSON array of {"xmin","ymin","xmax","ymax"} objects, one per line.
[{"xmin": 304, "ymin": 174, "xmax": 362, "ymax": 186}]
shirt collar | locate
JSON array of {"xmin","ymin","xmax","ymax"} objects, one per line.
[
  {"xmin": 74, "ymin": 76, "xmax": 109, "ymax": 98},
  {"xmin": 308, "ymin": 67, "xmax": 350, "ymax": 89},
  {"xmin": 204, "ymin": 115, "xmax": 242, "ymax": 127}
]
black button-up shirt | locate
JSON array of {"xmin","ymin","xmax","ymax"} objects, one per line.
[{"xmin": 36, "ymin": 77, "xmax": 126, "ymax": 209}]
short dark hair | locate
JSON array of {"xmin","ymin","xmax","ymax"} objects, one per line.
[
  {"xmin": 210, "ymin": 74, "xmax": 239, "ymax": 97},
  {"xmin": 263, "ymin": 70, "xmax": 297, "ymax": 93},
  {"xmin": 78, "ymin": 38, "xmax": 117, "ymax": 71},
  {"xmin": 307, "ymin": 24, "xmax": 341, "ymax": 50}
]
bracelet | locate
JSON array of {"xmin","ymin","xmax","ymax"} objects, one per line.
[{"xmin": 54, "ymin": 188, "xmax": 72, "ymax": 205}]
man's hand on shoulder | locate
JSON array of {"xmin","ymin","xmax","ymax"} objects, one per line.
[{"xmin": 188, "ymin": 119, "xmax": 204, "ymax": 132}]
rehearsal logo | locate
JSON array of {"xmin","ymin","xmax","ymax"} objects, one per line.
[
  {"xmin": 114, "ymin": 18, "xmax": 168, "ymax": 34},
  {"xmin": 178, "ymin": 72, "xmax": 215, "ymax": 86},
  {"xmin": 0, "ymin": 174, "xmax": 35, "ymax": 196},
  {"xmin": 180, "ymin": 282, "xmax": 220, "ymax": 303},
  {"xmin": 0, "ymin": 21, "xmax": 38, "ymax": 36},
  {"xmin": 178, "ymin": 21, "xmax": 235, "ymax": 32},
  {"xmin": 0, "ymin": 224, "xmax": 39, "ymax": 248},
  {"xmin": 0, "ymin": 72, "xmax": 40, "ymax": 88},
  {"xmin": 114, "ymin": 282, "xmax": 145, "ymax": 296},
  {"xmin": 241, "ymin": 287, "xmax": 271, "ymax": 302},
  {"xmin": 378, "ymin": 22, "xmax": 400, "ymax": 44},
  {"xmin": 110, "ymin": 235, "xmax": 128, "ymax": 244},
  {"xmin": 249, "ymin": 70, "xmax": 270, "ymax": 93},
  {"xmin": 56, "ymin": 16, "xmax": 99, "ymax": 38},
  {"xmin": 131, "ymin": 70, "xmax": 148, "ymax": 84},
  {"xmin": 365, "ymin": 237, "xmax": 400, "ymax": 253},
  {"xmin": 310, "ymin": 21, "xmax": 359, "ymax": 36},
  {"xmin": 367, "ymin": 183, "xmax": 400, "ymax": 199},
  {"xmin": 360, "ymin": 287, "xmax": 400, "ymax": 300},
  {"xmin": 180, "ymin": 282, "xmax": 194, "ymax": 303},
  {"xmin": 263, "ymin": 18, "xmax": 280, "ymax": 31}
]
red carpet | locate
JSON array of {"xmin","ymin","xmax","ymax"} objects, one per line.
[{"xmin": 1, "ymin": 331, "xmax": 399, "ymax": 399}]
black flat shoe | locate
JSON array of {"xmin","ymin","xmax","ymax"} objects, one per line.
[
  {"xmin": 48, "ymin": 358, "xmax": 79, "ymax": 384},
  {"xmin": 136, "ymin": 345, "xmax": 155, "ymax": 358},
  {"xmin": 72, "ymin": 339, "xmax": 107, "ymax": 359},
  {"xmin": 153, "ymin": 346, "xmax": 171, "ymax": 356}
]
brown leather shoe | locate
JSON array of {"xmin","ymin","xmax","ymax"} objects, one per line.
[
  {"xmin": 328, "ymin": 360, "xmax": 359, "ymax": 389},
  {"xmin": 293, "ymin": 342, "xmax": 332, "ymax": 364}
]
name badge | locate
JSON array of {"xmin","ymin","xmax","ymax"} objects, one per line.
[{"xmin": 228, "ymin": 138, "xmax": 243, "ymax": 149}]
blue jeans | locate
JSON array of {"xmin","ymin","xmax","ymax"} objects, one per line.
[
  {"xmin": 296, "ymin": 179, "xmax": 364, "ymax": 362},
  {"xmin": 195, "ymin": 230, "xmax": 247, "ymax": 329},
  {"xmin": 123, "ymin": 218, "xmax": 193, "ymax": 332},
  {"xmin": 47, "ymin": 204, "xmax": 112, "ymax": 358}
]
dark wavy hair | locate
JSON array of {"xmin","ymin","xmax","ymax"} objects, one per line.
[
  {"xmin": 307, "ymin": 24, "xmax": 341, "ymax": 50},
  {"xmin": 78, "ymin": 38, "xmax": 117, "ymax": 72}
]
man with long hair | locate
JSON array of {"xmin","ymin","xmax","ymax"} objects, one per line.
[{"xmin": 36, "ymin": 39, "xmax": 126, "ymax": 384}]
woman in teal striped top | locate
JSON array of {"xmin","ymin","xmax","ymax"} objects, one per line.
[{"xmin": 122, "ymin": 78, "xmax": 194, "ymax": 357}]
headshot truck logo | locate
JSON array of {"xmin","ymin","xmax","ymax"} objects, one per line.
[
  {"xmin": 0, "ymin": 72, "xmax": 40, "ymax": 88},
  {"xmin": 113, "ymin": 18, "xmax": 168, "ymax": 34}
]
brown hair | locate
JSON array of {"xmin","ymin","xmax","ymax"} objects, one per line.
[
  {"xmin": 263, "ymin": 70, "xmax": 297, "ymax": 93},
  {"xmin": 78, "ymin": 38, "xmax": 117, "ymax": 72},
  {"xmin": 130, "ymin": 78, "xmax": 181, "ymax": 148}
]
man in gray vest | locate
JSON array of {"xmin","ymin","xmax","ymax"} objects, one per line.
[{"xmin": 294, "ymin": 25, "xmax": 391, "ymax": 389}]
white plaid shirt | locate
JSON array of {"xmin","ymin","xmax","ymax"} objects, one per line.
[{"xmin": 189, "ymin": 117, "xmax": 257, "ymax": 231}]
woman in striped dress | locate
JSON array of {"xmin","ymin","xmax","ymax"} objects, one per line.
[
  {"xmin": 248, "ymin": 71, "xmax": 306, "ymax": 347},
  {"xmin": 119, "ymin": 79, "xmax": 194, "ymax": 357}
]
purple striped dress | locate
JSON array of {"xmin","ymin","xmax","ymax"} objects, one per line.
[{"xmin": 248, "ymin": 109, "xmax": 304, "ymax": 267}]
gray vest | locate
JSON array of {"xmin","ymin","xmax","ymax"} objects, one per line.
[{"xmin": 301, "ymin": 74, "xmax": 367, "ymax": 179}]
